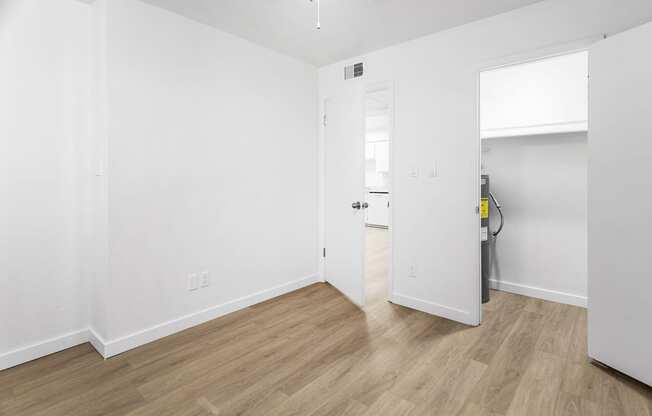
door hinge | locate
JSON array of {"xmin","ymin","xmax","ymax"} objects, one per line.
[
  {"xmin": 323, "ymin": 248, "xmax": 326, "ymax": 258},
  {"xmin": 323, "ymin": 114, "xmax": 327, "ymax": 126},
  {"xmin": 475, "ymin": 205, "xmax": 480, "ymax": 215}
]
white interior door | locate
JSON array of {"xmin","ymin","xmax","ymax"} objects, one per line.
[
  {"xmin": 324, "ymin": 89, "xmax": 366, "ymax": 306},
  {"xmin": 588, "ymin": 22, "xmax": 652, "ymax": 387}
]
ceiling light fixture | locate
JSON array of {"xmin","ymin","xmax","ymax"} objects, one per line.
[{"xmin": 309, "ymin": 0, "xmax": 321, "ymax": 29}]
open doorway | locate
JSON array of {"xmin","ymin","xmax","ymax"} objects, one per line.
[
  {"xmin": 478, "ymin": 50, "xmax": 589, "ymax": 308},
  {"xmin": 364, "ymin": 83, "xmax": 393, "ymax": 308},
  {"xmin": 321, "ymin": 80, "xmax": 394, "ymax": 309}
]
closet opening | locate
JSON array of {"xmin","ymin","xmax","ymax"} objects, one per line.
[{"xmin": 479, "ymin": 50, "xmax": 589, "ymax": 308}]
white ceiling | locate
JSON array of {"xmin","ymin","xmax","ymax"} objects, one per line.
[{"xmin": 140, "ymin": 0, "xmax": 544, "ymax": 66}]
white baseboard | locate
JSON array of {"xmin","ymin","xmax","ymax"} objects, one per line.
[
  {"xmin": 490, "ymin": 279, "xmax": 587, "ymax": 308},
  {"xmin": 0, "ymin": 329, "xmax": 90, "ymax": 371},
  {"xmin": 87, "ymin": 328, "xmax": 107, "ymax": 358},
  {"xmin": 390, "ymin": 293, "xmax": 477, "ymax": 326},
  {"xmin": 99, "ymin": 274, "xmax": 320, "ymax": 358},
  {"xmin": 0, "ymin": 274, "xmax": 320, "ymax": 369}
]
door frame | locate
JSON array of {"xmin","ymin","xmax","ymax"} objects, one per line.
[
  {"xmin": 365, "ymin": 80, "xmax": 395, "ymax": 302},
  {"xmin": 318, "ymin": 79, "xmax": 396, "ymax": 306},
  {"xmin": 474, "ymin": 34, "xmax": 603, "ymax": 322}
]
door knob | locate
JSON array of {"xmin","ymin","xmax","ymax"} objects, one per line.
[
  {"xmin": 352, "ymin": 201, "xmax": 361, "ymax": 209},
  {"xmin": 362, "ymin": 202, "xmax": 369, "ymax": 209}
]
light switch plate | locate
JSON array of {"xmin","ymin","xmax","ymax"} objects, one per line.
[
  {"xmin": 188, "ymin": 274, "xmax": 199, "ymax": 291},
  {"xmin": 200, "ymin": 271, "xmax": 210, "ymax": 288}
]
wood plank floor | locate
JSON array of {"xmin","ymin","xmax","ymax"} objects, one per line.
[{"xmin": 1, "ymin": 227, "xmax": 651, "ymax": 415}]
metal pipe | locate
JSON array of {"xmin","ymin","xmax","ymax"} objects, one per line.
[{"xmin": 489, "ymin": 192, "xmax": 504, "ymax": 237}]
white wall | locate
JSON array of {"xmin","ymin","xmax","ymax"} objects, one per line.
[
  {"xmin": 482, "ymin": 133, "xmax": 588, "ymax": 306},
  {"xmin": 1, "ymin": 0, "xmax": 319, "ymax": 366},
  {"xmin": 0, "ymin": 0, "xmax": 93, "ymax": 365},
  {"xmin": 4, "ymin": 0, "xmax": 652, "ymax": 367},
  {"xmin": 96, "ymin": 0, "xmax": 319, "ymax": 345},
  {"xmin": 319, "ymin": 0, "xmax": 652, "ymax": 322}
]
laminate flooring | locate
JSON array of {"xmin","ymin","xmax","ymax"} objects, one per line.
[{"xmin": 1, "ymin": 227, "xmax": 650, "ymax": 415}]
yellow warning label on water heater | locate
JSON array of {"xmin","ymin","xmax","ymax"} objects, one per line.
[{"xmin": 480, "ymin": 198, "xmax": 489, "ymax": 219}]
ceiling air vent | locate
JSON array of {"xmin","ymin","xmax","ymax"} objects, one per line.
[{"xmin": 344, "ymin": 62, "xmax": 364, "ymax": 80}]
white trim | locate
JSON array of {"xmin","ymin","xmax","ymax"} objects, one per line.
[
  {"xmin": 479, "ymin": 34, "xmax": 603, "ymax": 73},
  {"xmin": 0, "ymin": 329, "xmax": 89, "ymax": 371},
  {"xmin": 474, "ymin": 69, "xmax": 483, "ymax": 326},
  {"xmin": 475, "ymin": 37, "xmax": 599, "ymax": 324},
  {"xmin": 390, "ymin": 293, "xmax": 475, "ymax": 326},
  {"xmin": 100, "ymin": 274, "xmax": 320, "ymax": 358},
  {"xmin": 490, "ymin": 279, "xmax": 587, "ymax": 308},
  {"xmin": 87, "ymin": 328, "xmax": 107, "ymax": 358},
  {"xmin": 317, "ymin": 97, "xmax": 326, "ymax": 283},
  {"xmin": 358, "ymin": 81, "xmax": 368, "ymax": 307},
  {"xmin": 481, "ymin": 120, "xmax": 588, "ymax": 139},
  {"xmin": 364, "ymin": 80, "xmax": 396, "ymax": 304},
  {"xmin": 1, "ymin": 275, "xmax": 320, "ymax": 369}
]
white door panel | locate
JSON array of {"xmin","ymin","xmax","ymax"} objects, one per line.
[
  {"xmin": 324, "ymin": 89, "xmax": 366, "ymax": 306},
  {"xmin": 588, "ymin": 21, "xmax": 652, "ymax": 387}
]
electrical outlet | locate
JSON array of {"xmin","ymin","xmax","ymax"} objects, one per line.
[
  {"xmin": 200, "ymin": 271, "xmax": 210, "ymax": 288},
  {"xmin": 408, "ymin": 265, "xmax": 417, "ymax": 278},
  {"xmin": 188, "ymin": 274, "xmax": 199, "ymax": 291}
]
